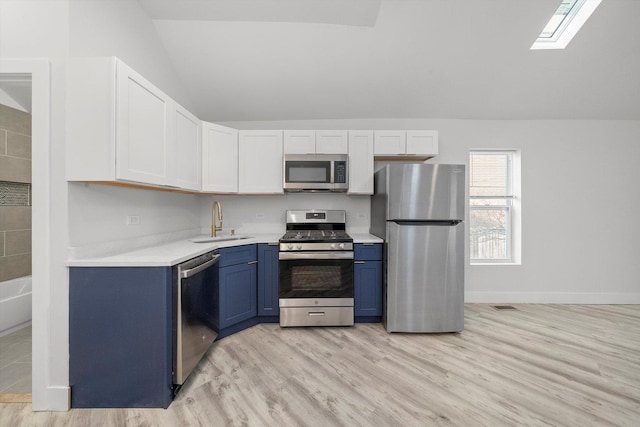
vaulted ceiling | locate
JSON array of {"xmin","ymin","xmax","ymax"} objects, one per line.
[
  {"xmin": 127, "ymin": 1, "xmax": 640, "ymax": 121},
  {"xmin": 2, "ymin": 1, "xmax": 638, "ymax": 120}
]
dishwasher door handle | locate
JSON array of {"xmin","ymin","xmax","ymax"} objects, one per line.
[{"xmin": 180, "ymin": 254, "xmax": 220, "ymax": 278}]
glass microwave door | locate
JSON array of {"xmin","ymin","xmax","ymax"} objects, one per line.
[{"xmin": 285, "ymin": 161, "xmax": 331, "ymax": 183}]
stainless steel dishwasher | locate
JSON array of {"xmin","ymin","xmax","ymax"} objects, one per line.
[{"xmin": 173, "ymin": 249, "xmax": 219, "ymax": 393}]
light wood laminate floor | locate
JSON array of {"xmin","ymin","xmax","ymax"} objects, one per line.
[{"xmin": 1, "ymin": 304, "xmax": 639, "ymax": 426}]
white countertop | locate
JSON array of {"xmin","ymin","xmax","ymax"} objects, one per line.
[
  {"xmin": 350, "ymin": 233, "xmax": 384, "ymax": 244},
  {"xmin": 67, "ymin": 233, "xmax": 383, "ymax": 267}
]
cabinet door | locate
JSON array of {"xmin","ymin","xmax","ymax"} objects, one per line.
[
  {"xmin": 202, "ymin": 122, "xmax": 238, "ymax": 193},
  {"xmin": 219, "ymin": 263, "xmax": 257, "ymax": 329},
  {"xmin": 69, "ymin": 267, "xmax": 173, "ymax": 408},
  {"xmin": 257, "ymin": 243, "xmax": 279, "ymax": 316},
  {"xmin": 116, "ymin": 61, "xmax": 172, "ymax": 186},
  {"xmin": 406, "ymin": 130, "xmax": 438, "ymax": 156},
  {"xmin": 172, "ymin": 104, "xmax": 201, "ymax": 190},
  {"xmin": 284, "ymin": 130, "xmax": 315, "ymax": 154},
  {"xmin": 374, "ymin": 131, "xmax": 406, "ymax": 155},
  {"xmin": 354, "ymin": 261, "xmax": 382, "ymax": 317},
  {"xmin": 238, "ymin": 130, "xmax": 284, "ymax": 194},
  {"xmin": 316, "ymin": 130, "xmax": 348, "ymax": 154},
  {"xmin": 347, "ymin": 131, "xmax": 374, "ymax": 195}
]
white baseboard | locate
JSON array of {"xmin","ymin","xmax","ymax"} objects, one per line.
[
  {"xmin": 32, "ymin": 386, "xmax": 70, "ymax": 412},
  {"xmin": 464, "ymin": 292, "xmax": 640, "ymax": 304}
]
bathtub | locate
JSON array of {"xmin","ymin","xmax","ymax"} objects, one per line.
[{"xmin": 0, "ymin": 276, "xmax": 32, "ymax": 337}]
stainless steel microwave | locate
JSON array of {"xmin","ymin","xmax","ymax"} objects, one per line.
[{"xmin": 283, "ymin": 154, "xmax": 348, "ymax": 192}]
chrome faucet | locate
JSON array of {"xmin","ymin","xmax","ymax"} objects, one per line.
[{"xmin": 211, "ymin": 200, "xmax": 223, "ymax": 237}]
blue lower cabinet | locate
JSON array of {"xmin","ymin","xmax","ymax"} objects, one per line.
[
  {"xmin": 218, "ymin": 262, "xmax": 257, "ymax": 329},
  {"xmin": 257, "ymin": 243, "xmax": 279, "ymax": 317},
  {"xmin": 69, "ymin": 267, "xmax": 173, "ymax": 408},
  {"xmin": 354, "ymin": 261, "xmax": 383, "ymax": 317},
  {"xmin": 217, "ymin": 245, "xmax": 258, "ymax": 330},
  {"xmin": 354, "ymin": 243, "xmax": 383, "ymax": 320}
]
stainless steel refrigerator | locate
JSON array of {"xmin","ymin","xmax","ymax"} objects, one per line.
[{"xmin": 370, "ymin": 163, "xmax": 465, "ymax": 333}]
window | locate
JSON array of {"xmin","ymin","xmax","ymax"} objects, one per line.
[
  {"xmin": 469, "ymin": 151, "xmax": 520, "ymax": 263},
  {"xmin": 531, "ymin": 0, "xmax": 602, "ymax": 50}
]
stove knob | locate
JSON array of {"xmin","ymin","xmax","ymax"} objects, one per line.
[
  {"xmin": 339, "ymin": 243, "xmax": 345, "ymax": 249},
  {"xmin": 287, "ymin": 244, "xmax": 293, "ymax": 250},
  {"xmin": 330, "ymin": 243, "xmax": 336, "ymax": 249},
  {"xmin": 296, "ymin": 244, "xmax": 302, "ymax": 250}
]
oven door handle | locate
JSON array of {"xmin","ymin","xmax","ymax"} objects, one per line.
[
  {"xmin": 279, "ymin": 251, "xmax": 354, "ymax": 260},
  {"xmin": 180, "ymin": 254, "xmax": 220, "ymax": 278}
]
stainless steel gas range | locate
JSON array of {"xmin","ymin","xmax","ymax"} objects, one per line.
[{"xmin": 279, "ymin": 210, "xmax": 354, "ymax": 327}]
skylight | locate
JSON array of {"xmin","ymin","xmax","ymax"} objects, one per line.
[{"xmin": 531, "ymin": 0, "xmax": 602, "ymax": 50}]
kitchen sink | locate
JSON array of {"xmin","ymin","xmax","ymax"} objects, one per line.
[{"xmin": 191, "ymin": 236, "xmax": 253, "ymax": 243}]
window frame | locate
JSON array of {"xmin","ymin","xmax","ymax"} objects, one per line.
[
  {"xmin": 469, "ymin": 150, "xmax": 520, "ymax": 265},
  {"xmin": 530, "ymin": 0, "xmax": 602, "ymax": 50}
]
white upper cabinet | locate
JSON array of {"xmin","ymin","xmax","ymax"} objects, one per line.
[
  {"xmin": 202, "ymin": 123, "xmax": 238, "ymax": 193},
  {"xmin": 116, "ymin": 60, "xmax": 172, "ymax": 186},
  {"xmin": 284, "ymin": 130, "xmax": 348, "ymax": 154},
  {"xmin": 315, "ymin": 130, "xmax": 348, "ymax": 154},
  {"xmin": 347, "ymin": 131, "xmax": 374, "ymax": 195},
  {"xmin": 374, "ymin": 130, "xmax": 438, "ymax": 159},
  {"xmin": 66, "ymin": 57, "xmax": 204, "ymax": 191},
  {"xmin": 284, "ymin": 130, "xmax": 315, "ymax": 154},
  {"xmin": 172, "ymin": 104, "xmax": 202, "ymax": 191},
  {"xmin": 406, "ymin": 130, "xmax": 438, "ymax": 156},
  {"xmin": 373, "ymin": 131, "xmax": 405, "ymax": 155},
  {"xmin": 238, "ymin": 130, "xmax": 284, "ymax": 194}
]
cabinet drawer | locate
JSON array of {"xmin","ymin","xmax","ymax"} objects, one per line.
[
  {"xmin": 354, "ymin": 243, "xmax": 382, "ymax": 261},
  {"xmin": 219, "ymin": 244, "xmax": 257, "ymax": 267}
]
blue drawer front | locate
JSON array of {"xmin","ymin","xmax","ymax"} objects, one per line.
[
  {"xmin": 354, "ymin": 243, "xmax": 382, "ymax": 261},
  {"xmin": 219, "ymin": 244, "xmax": 257, "ymax": 267}
]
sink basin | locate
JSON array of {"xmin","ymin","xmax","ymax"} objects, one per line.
[{"xmin": 191, "ymin": 236, "xmax": 253, "ymax": 244}]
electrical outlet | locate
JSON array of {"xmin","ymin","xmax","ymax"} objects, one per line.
[
  {"xmin": 256, "ymin": 213, "xmax": 265, "ymax": 220},
  {"xmin": 126, "ymin": 215, "xmax": 140, "ymax": 225}
]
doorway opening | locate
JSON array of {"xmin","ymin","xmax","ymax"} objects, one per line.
[{"xmin": 0, "ymin": 75, "xmax": 33, "ymax": 404}]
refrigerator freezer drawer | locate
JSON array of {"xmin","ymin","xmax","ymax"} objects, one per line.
[{"xmin": 385, "ymin": 221, "xmax": 464, "ymax": 333}]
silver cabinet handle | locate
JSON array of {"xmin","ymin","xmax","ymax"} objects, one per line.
[
  {"xmin": 354, "ymin": 261, "xmax": 365, "ymax": 264},
  {"xmin": 308, "ymin": 312, "xmax": 325, "ymax": 316},
  {"xmin": 180, "ymin": 254, "xmax": 220, "ymax": 278},
  {"xmin": 248, "ymin": 260, "xmax": 258, "ymax": 265}
]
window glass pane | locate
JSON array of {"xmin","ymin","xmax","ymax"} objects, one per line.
[
  {"xmin": 470, "ymin": 207, "xmax": 509, "ymax": 260},
  {"xmin": 470, "ymin": 152, "xmax": 512, "ymax": 197},
  {"xmin": 470, "ymin": 199, "xmax": 511, "ymax": 207},
  {"xmin": 539, "ymin": 0, "xmax": 580, "ymax": 38}
]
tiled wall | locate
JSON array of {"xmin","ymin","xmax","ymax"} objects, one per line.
[{"xmin": 0, "ymin": 104, "xmax": 32, "ymax": 282}]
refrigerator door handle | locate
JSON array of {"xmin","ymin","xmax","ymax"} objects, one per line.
[{"xmin": 390, "ymin": 219, "xmax": 462, "ymax": 226}]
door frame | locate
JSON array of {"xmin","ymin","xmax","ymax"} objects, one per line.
[{"xmin": 0, "ymin": 59, "xmax": 69, "ymax": 410}]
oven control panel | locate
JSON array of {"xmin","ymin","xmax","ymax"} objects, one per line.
[{"xmin": 306, "ymin": 212, "xmax": 326, "ymax": 220}]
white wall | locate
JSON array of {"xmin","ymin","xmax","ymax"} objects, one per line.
[
  {"xmin": 198, "ymin": 193, "xmax": 371, "ymax": 236},
  {"xmin": 69, "ymin": 0, "xmax": 193, "ymax": 110},
  {"xmin": 68, "ymin": 183, "xmax": 202, "ymax": 255},
  {"xmin": 222, "ymin": 118, "xmax": 640, "ymax": 303}
]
